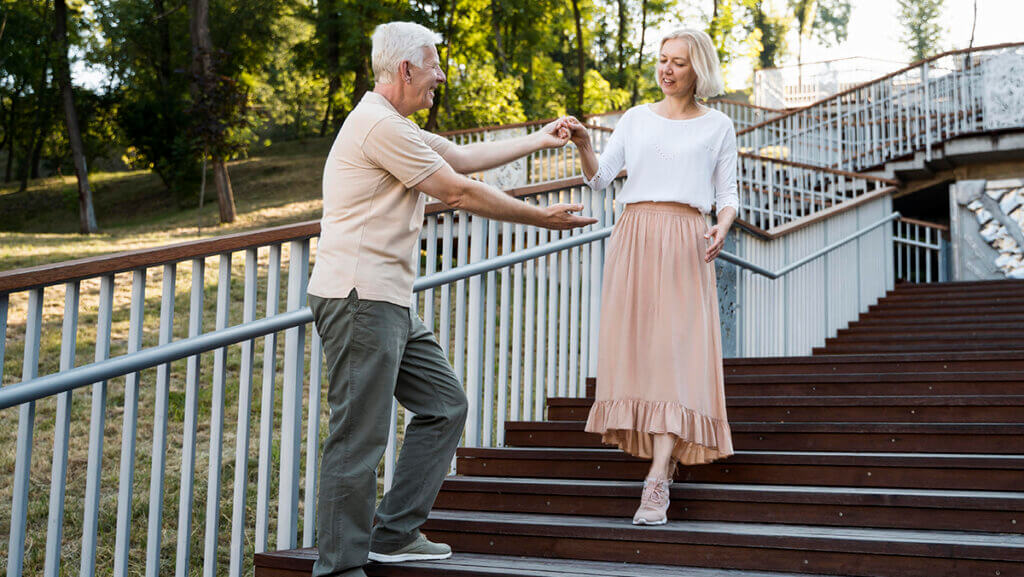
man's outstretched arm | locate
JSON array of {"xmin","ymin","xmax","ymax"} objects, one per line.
[
  {"xmin": 442, "ymin": 118, "xmax": 571, "ymax": 175},
  {"xmin": 417, "ymin": 163, "xmax": 597, "ymax": 230}
]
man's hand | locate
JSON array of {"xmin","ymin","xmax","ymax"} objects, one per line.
[
  {"xmin": 540, "ymin": 203, "xmax": 598, "ymax": 230},
  {"xmin": 704, "ymin": 224, "xmax": 728, "ymax": 263},
  {"xmin": 561, "ymin": 116, "xmax": 592, "ymax": 148},
  {"xmin": 535, "ymin": 117, "xmax": 573, "ymax": 149}
]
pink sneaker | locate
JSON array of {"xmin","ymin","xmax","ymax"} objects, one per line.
[{"xmin": 632, "ymin": 478, "xmax": 671, "ymax": 525}]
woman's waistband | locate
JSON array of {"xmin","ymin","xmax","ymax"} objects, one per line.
[{"xmin": 622, "ymin": 201, "xmax": 704, "ymax": 217}]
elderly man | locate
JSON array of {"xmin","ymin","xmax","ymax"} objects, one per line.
[{"xmin": 306, "ymin": 20, "xmax": 596, "ymax": 577}]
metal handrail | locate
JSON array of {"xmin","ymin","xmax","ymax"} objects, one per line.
[{"xmin": 0, "ymin": 212, "xmax": 899, "ymax": 410}]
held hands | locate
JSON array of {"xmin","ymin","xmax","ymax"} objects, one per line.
[
  {"xmin": 704, "ymin": 225, "xmax": 726, "ymax": 263},
  {"xmin": 537, "ymin": 116, "xmax": 591, "ymax": 149},
  {"xmin": 541, "ymin": 203, "xmax": 598, "ymax": 230}
]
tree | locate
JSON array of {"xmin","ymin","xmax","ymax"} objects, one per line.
[
  {"xmin": 54, "ymin": 0, "xmax": 97, "ymax": 233},
  {"xmin": 189, "ymin": 0, "xmax": 237, "ymax": 224},
  {"xmin": 896, "ymin": 0, "xmax": 945, "ymax": 62},
  {"xmin": 789, "ymin": 0, "xmax": 850, "ymax": 79}
]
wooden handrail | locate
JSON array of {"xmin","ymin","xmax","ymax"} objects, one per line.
[
  {"xmin": 0, "ymin": 221, "xmax": 321, "ymax": 294},
  {"xmin": 736, "ymin": 41, "xmax": 1024, "ymax": 136},
  {"xmin": 707, "ymin": 98, "xmax": 786, "ymax": 113},
  {"xmin": 738, "ymin": 152, "xmax": 900, "ymax": 185},
  {"xmin": 438, "ymin": 110, "xmax": 625, "ymax": 137},
  {"xmin": 0, "ymin": 175, "xmax": 605, "ymax": 294},
  {"xmin": 899, "ymin": 216, "xmax": 950, "ymax": 232}
]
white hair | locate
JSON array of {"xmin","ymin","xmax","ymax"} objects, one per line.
[
  {"xmin": 371, "ymin": 21, "xmax": 443, "ymax": 85},
  {"xmin": 658, "ymin": 28, "xmax": 725, "ymax": 99}
]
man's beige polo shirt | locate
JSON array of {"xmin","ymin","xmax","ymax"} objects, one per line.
[{"xmin": 307, "ymin": 92, "xmax": 454, "ymax": 307}]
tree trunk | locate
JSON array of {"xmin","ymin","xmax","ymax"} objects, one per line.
[
  {"xmin": 55, "ymin": 0, "xmax": 98, "ymax": 233},
  {"xmin": 352, "ymin": 59, "xmax": 370, "ymax": 109},
  {"xmin": 616, "ymin": 0, "xmax": 627, "ymax": 82},
  {"xmin": 190, "ymin": 0, "xmax": 236, "ymax": 223},
  {"xmin": 320, "ymin": 78, "xmax": 338, "ymax": 136},
  {"xmin": 632, "ymin": 0, "xmax": 647, "ymax": 105},
  {"xmin": 571, "ymin": 0, "xmax": 585, "ymax": 117},
  {"xmin": 491, "ymin": 0, "xmax": 508, "ymax": 74},
  {"xmin": 322, "ymin": 0, "xmax": 342, "ymax": 132},
  {"xmin": 212, "ymin": 159, "xmax": 236, "ymax": 223}
]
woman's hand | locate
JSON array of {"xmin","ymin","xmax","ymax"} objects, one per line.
[
  {"xmin": 562, "ymin": 116, "xmax": 592, "ymax": 148},
  {"xmin": 536, "ymin": 117, "xmax": 573, "ymax": 149},
  {"xmin": 704, "ymin": 224, "xmax": 728, "ymax": 263}
]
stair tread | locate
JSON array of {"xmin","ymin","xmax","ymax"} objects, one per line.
[
  {"xmin": 509, "ymin": 421, "xmax": 1024, "ymax": 433},
  {"xmin": 457, "ymin": 447, "xmax": 1024, "ymax": 468},
  {"xmin": 725, "ymin": 350, "xmax": 1024, "ymax": 366},
  {"xmin": 724, "ymin": 371, "xmax": 1023, "ymax": 383},
  {"xmin": 426, "ymin": 510, "xmax": 1024, "ymax": 553},
  {"xmin": 255, "ymin": 549, "xmax": 844, "ymax": 577},
  {"xmin": 549, "ymin": 395, "xmax": 1024, "ymax": 406},
  {"xmin": 442, "ymin": 476, "xmax": 1024, "ymax": 506}
]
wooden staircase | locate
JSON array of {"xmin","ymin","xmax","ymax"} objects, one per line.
[{"xmin": 256, "ymin": 280, "xmax": 1024, "ymax": 576}]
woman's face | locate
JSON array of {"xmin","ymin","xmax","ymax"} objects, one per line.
[{"xmin": 657, "ymin": 38, "xmax": 698, "ymax": 98}]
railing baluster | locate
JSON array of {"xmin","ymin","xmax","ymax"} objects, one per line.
[
  {"xmin": 455, "ymin": 212, "xmax": 469, "ymax": 390},
  {"xmin": 81, "ymin": 274, "xmax": 115, "ymax": 577},
  {"xmin": 497, "ymin": 221, "xmax": 513, "ymax": 445},
  {"xmin": 523, "ymin": 214, "xmax": 536, "ymax": 421},
  {"xmin": 466, "ymin": 214, "xmax": 485, "ymax": 446},
  {"xmin": 8, "ymin": 287, "xmax": 43, "ymax": 577},
  {"xmin": 483, "ymin": 218, "xmax": 499, "ymax": 446},
  {"xmin": 114, "ymin": 269, "xmax": 145, "ymax": 577},
  {"xmin": 44, "ymin": 281, "xmax": 80, "ymax": 577},
  {"xmin": 303, "ymin": 329, "xmax": 323, "ymax": 545},
  {"xmin": 176, "ymin": 257, "xmax": 206, "ymax": 577},
  {"xmin": 425, "ymin": 218, "xmax": 438, "ymax": 331},
  {"xmin": 203, "ymin": 253, "xmax": 232, "ymax": 577},
  {"xmin": 147, "ymin": 263, "xmax": 176, "ymax": 577},
  {"xmin": 440, "ymin": 214, "xmax": 453, "ymax": 354},
  {"xmin": 535, "ymin": 201, "xmax": 549, "ymax": 418},
  {"xmin": 0, "ymin": 294, "xmax": 7, "ymax": 388},
  {"xmin": 256, "ymin": 244, "xmax": 281, "ymax": 554},
  {"xmin": 511, "ymin": 222, "xmax": 525, "ymax": 423},
  {"xmin": 278, "ymin": 239, "xmax": 310, "ymax": 549},
  {"xmin": 229, "ymin": 248, "xmax": 258, "ymax": 577}
]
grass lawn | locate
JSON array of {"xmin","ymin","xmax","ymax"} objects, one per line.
[{"xmin": 0, "ymin": 137, "xmax": 333, "ymax": 272}]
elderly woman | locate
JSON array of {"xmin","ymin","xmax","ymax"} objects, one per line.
[{"xmin": 566, "ymin": 28, "xmax": 738, "ymax": 526}]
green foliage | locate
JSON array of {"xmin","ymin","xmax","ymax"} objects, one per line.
[{"xmin": 896, "ymin": 0, "xmax": 946, "ymax": 62}]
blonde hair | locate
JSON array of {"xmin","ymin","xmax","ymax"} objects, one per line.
[
  {"xmin": 658, "ymin": 29, "xmax": 724, "ymax": 99},
  {"xmin": 371, "ymin": 22, "xmax": 443, "ymax": 85}
]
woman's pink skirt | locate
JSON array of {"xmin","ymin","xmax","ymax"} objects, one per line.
[{"xmin": 584, "ymin": 201, "xmax": 734, "ymax": 466}]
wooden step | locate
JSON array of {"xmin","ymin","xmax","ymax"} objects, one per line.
[
  {"xmin": 546, "ymin": 395, "xmax": 1024, "ymax": 423},
  {"xmin": 455, "ymin": 448, "xmax": 1024, "ymax": 491},
  {"xmin": 436, "ymin": 476, "xmax": 1024, "ymax": 534},
  {"xmin": 890, "ymin": 280, "xmax": 1024, "ymax": 292},
  {"xmin": 504, "ymin": 421, "xmax": 1024, "ymax": 453},
  {"xmin": 836, "ymin": 326, "xmax": 1024, "ymax": 337},
  {"xmin": 814, "ymin": 342, "xmax": 1024, "ymax": 354},
  {"xmin": 723, "ymin": 372, "xmax": 1024, "ymax": 396},
  {"xmin": 864, "ymin": 304, "xmax": 1024, "ymax": 316},
  {"xmin": 869, "ymin": 296, "xmax": 1024, "ymax": 309},
  {"xmin": 723, "ymin": 351, "xmax": 1024, "ymax": 375},
  {"xmin": 838, "ymin": 322, "xmax": 1024, "ymax": 335},
  {"xmin": 824, "ymin": 334, "xmax": 1024, "ymax": 346},
  {"xmin": 254, "ymin": 549, "xmax": 843, "ymax": 577},
  {"xmin": 420, "ymin": 510, "xmax": 1024, "ymax": 577},
  {"xmin": 849, "ymin": 314, "xmax": 1024, "ymax": 327},
  {"xmin": 882, "ymin": 288, "xmax": 1024, "ymax": 301}
]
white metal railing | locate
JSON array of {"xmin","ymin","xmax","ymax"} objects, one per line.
[
  {"xmin": 754, "ymin": 57, "xmax": 909, "ymax": 109},
  {"xmin": 736, "ymin": 153, "xmax": 898, "ymax": 230},
  {"xmin": 0, "ymin": 176, "xmax": 620, "ymax": 577},
  {"xmin": 739, "ymin": 43, "xmax": 1024, "ymax": 173},
  {"xmin": 707, "ymin": 99, "xmax": 787, "ymax": 131},
  {"xmin": 893, "ymin": 217, "xmax": 949, "ymax": 283}
]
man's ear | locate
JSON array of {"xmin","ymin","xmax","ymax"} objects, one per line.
[{"xmin": 398, "ymin": 60, "xmax": 412, "ymax": 84}]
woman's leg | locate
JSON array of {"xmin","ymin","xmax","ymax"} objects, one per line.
[{"xmin": 646, "ymin": 433, "xmax": 676, "ymax": 479}]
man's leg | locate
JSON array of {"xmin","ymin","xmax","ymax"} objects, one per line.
[
  {"xmin": 371, "ymin": 311, "xmax": 468, "ymax": 550},
  {"xmin": 310, "ymin": 293, "xmax": 410, "ymax": 577}
]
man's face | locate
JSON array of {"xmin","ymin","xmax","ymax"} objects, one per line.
[{"xmin": 407, "ymin": 46, "xmax": 446, "ymax": 112}]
